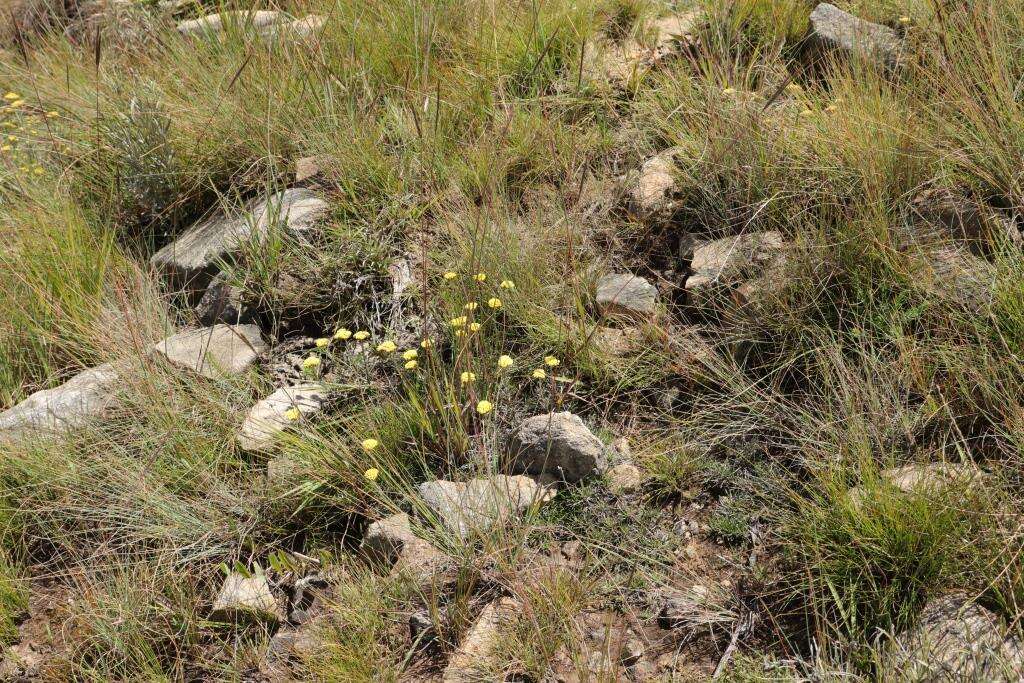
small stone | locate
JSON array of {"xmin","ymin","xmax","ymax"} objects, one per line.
[
  {"xmin": 686, "ymin": 231, "xmax": 785, "ymax": 294},
  {"xmin": 442, "ymin": 598, "xmax": 520, "ymax": 682},
  {"xmin": 261, "ymin": 15, "xmax": 327, "ymax": 41},
  {"xmin": 0, "ymin": 362, "xmax": 121, "ymax": 438},
  {"xmin": 883, "ymin": 593, "xmax": 1024, "ymax": 681},
  {"xmin": 294, "ymin": 156, "xmax": 328, "ymax": 183},
  {"xmin": 596, "ymin": 273, "xmax": 658, "ymax": 320},
  {"xmin": 360, "ymin": 513, "xmax": 453, "ymax": 588},
  {"xmin": 237, "ymin": 383, "xmax": 327, "ymax": 452},
  {"xmin": 361, "ymin": 513, "xmax": 421, "ymax": 567},
  {"xmin": 177, "ymin": 10, "xmax": 284, "ymax": 37},
  {"xmin": 808, "ymin": 3, "xmax": 903, "ymax": 69},
  {"xmin": 417, "ymin": 476, "xmax": 555, "ymax": 540},
  {"xmin": 211, "ymin": 573, "xmax": 282, "ymax": 624},
  {"xmin": 152, "ymin": 324, "xmax": 267, "ymax": 379},
  {"xmin": 630, "ymin": 148, "xmax": 683, "ymax": 217},
  {"xmin": 592, "ymin": 326, "xmax": 640, "ymax": 358},
  {"xmin": 508, "ymin": 412, "xmax": 608, "ymax": 483},
  {"xmin": 268, "ymin": 624, "xmax": 320, "ymax": 660},
  {"xmin": 194, "ymin": 273, "xmax": 249, "ymax": 326},
  {"xmin": 606, "ymin": 463, "xmax": 643, "ymax": 494},
  {"xmin": 409, "ymin": 610, "xmax": 437, "ymax": 648}
]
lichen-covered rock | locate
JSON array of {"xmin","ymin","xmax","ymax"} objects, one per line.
[
  {"xmin": 443, "ymin": 598, "xmax": 520, "ymax": 682},
  {"xmin": 808, "ymin": 3, "xmax": 903, "ymax": 69},
  {"xmin": 237, "ymin": 383, "xmax": 327, "ymax": 452},
  {"xmin": 595, "ymin": 273, "xmax": 658, "ymax": 320},
  {"xmin": 606, "ymin": 463, "xmax": 643, "ymax": 494},
  {"xmin": 151, "ymin": 188, "xmax": 329, "ymax": 294},
  {"xmin": 177, "ymin": 10, "xmax": 284, "ymax": 37},
  {"xmin": 152, "ymin": 324, "xmax": 267, "ymax": 379},
  {"xmin": 630, "ymin": 147, "xmax": 684, "ymax": 217},
  {"xmin": 0, "ymin": 363, "xmax": 122, "ymax": 439},
  {"xmin": 210, "ymin": 573, "xmax": 283, "ymax": 624},
  {"xmin": 883, "ymin": 593, "xmax": 1024, "ymax": 681},
  {"xmin": 686, "ymin": 231, "xmax": 786, "ymax": 295},
  {"xmin": 417, "ymin": 476, "xmax": 554, "ymax": 540},
  {"xmin": 509, "ymin": 412, "xmax": 607, "ymax": 483}
]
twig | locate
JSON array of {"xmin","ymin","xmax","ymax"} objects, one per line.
[{"xmin": 712, "ymin": 608, "xmax": 756, "ymax": 680}]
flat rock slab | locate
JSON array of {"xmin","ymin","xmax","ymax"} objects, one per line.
[
  {"xmin": 417, "ymin": 475, "xmax": 554, "ymax": 540},
  {"xmin": 211, "ymin": 573, "xmax": 282, "ymax": 624},
  {"xmin": 237, "ymin": 383, "xmax": 327, "ymax": 452},
  {"xmin": 0, "ymin": 362, "xmax": 122, "ymax": 438},
  {"xmin": 177, "ymin": 10, "xmax": 284, "ymax": 36},
  {"xmin": 808, "ymin": 3, "xmax": 903, "ymax": 69},
  {"xmin": 596, "ymin": 273, "xmax": 658, "ymax": 320},
  {"xmin": 443, "ymin": 597, "xmax": 520, "ymax": 682},
  {"xmin": 884, "ymin": 593, "xmax": 1024, "ymax": 681},
  {"xmin": 509, "ymin": 412, "xmax": 607, "ymax": 483},
  {"xmin": 152, "ymin": 324, "xmax": 267, "ymax": 379},
  {"xmin": 152, "ymin": 188, "xmax": 329, "ymax": 293}
]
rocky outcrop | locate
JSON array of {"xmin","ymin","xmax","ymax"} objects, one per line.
[
  {"xmin": 808, "ymin": 4, "xmax": 903, "ymax": 69},
  {"xmin": 152, "ymin": 324, "xmax": 267, "ymax": 379},
  {"xmin": 0, "ymin": 363, "xmax": 122, "ymax": 438},
  {"xmin": 210, "ymin": 573, "xmax": 283, "ymax": 624},
  {"xmin": 596, "ymin": 273, "xmax": 658, "ymax": 320},
  {"xmin": 177, "ymin": 10, "xmax": 284, "ymax": 37},
  {"xmin": 151, "ymin": 188, "xmax": 329, "ymax": 294},
  {"xmin": 443, "ymin": 597, "xmax": 520, "ymax": 682},
  {"xmin": 237, "ymin": 383, "xmax": 327, "ymax": 452},
  {"xmin": 509, "ymin": 412, "xmax": 607, "ymax": 483},
  {"xmin": 883, "ymin": 593, "xmax": 1024, "ymax": 681},
  {"xmin": 417, "ymin": 476, "xmax": 555, "ymax": 540}
]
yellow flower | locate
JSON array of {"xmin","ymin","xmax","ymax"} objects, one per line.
[
  {"xmin": 315, "ymin": 337, "xmax": 330, "ymax": 348},
  {"xmin": 283, "ymin": 407, "xmax": 301, "ymax": 421},
  {"xmin": 473, "ymin": 272, "xmax": 486, "ymax": 282},
  {"xmin": 487, "ymin": 297, "xmax": 502, "ymax": 309},
  {"xmin": 402, "ymin": 349, "xmax": 418, "ymax": 361},
  {"xmin": 443, "ymin": 271, "xmax": 458, "ymax": 280},
  {"xmin": 2, "ymin": 93, "xmax": 18, "ymax": 101},
  {"xmin": 898, "ymin": 15, "xmax": 911, "ymax": 24},
  {"xmin": 460, "ymin": 371, "xmax": 476, "ymax": 384},
  {"xmin": 45, "ymin": 111, "xmax": 58, "ymax": 118},
  {"xmin": 420, "ymin": 338, "xmax": 434, "ymax": 349},
  {"xmin": 376, "ymin": 340, "xmax": 397, "ymax": 354},
  {"xmin": 498, "ymin": 355, "xmax": 513, "ymax": 369},
  {"xmin": 469, "ymin": 322, "xmax": 482, "ymax": 332},
  {"xmin": 361, "ymin": 438, "xmax": 379, "ymax": 452},
  {"xmin": 0, "ymin": 145, "xmax": 9, "ymax": 152},
  {"xmin": 500, "ymin": 280, "xmax": 515, "ymax": 289},
  {"xmin": 302, "ymin": 355, "xmax": 321, "ymax": 369},
  {"xmin": 334, "ymin": 327, "xmax": 352, "ymax": 340},
  {"xmin": 354, "ymin": 330, "xmax": 370, "ymax": 340},
  {"xmin": 785, "ymin": 83, "xmax": 803, "ymax": 94},
  {"xmin": 9, "ymin": 100, "xmax": 24, "ymax": 109},
  {"xmin": 544, "ymin": 356, "xmax": 560, "ymax": 367},
  {"xmin": 32, "ymin": 167, "xmax": 43, "ymax": 175},
  {"xmin": 722, "ymin": 87, "xmax": 736, "ymax": 95},
  {"xmin": 404, "ymin": 359, "xmax": 418, "ymax": 370},
  {"xmin": 463, "ymin": 302, "xmax": 478, "ymax": 311},
  {"xmin": 454, "ymin": 329, "xmax": 466, "ymax": 337},
  {"xmin": 532, "ymin": 368, "xmax": 546, "ymax": 379},
  {"xmin": 799, "ymin": 108, "xmax": 815, "ymax": 118},
  {"xmin": 476, "ymin": 400, "xmax": 493, "ymax": 415},
  {"xmin": 450, "ymin": 316, "xmax": 467, "ymax": 327},
  {"xmin": 364, "ymin": 467, "xmax": 379, "ymax": 481}
]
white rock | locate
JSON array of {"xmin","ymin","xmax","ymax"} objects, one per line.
[
  {"xmin": 417, "ymin": 476, "xmax": 554, "ymax": 540},
  {"xmin": 210, "ymin": 573, "xmax": 282, "ymax": 623},
  {"xmin": 631, "ymin": 147, "xmax": 683, "ymax": 216},
  {"xmin": 152, "ymin": 188, "xmax": 329, "ymax": 293},
  {"xmin": 595, "ymin": 273, "xmax": 658, "ymax": 319},
  {"xmin": 152, "ymin": 324, "xmax": 267, "ymax": 379},
  {"xmin": 0, "ymin": 363, "xmax": 121, "ymax": 438},
  {"xmin": 237, "ymin": 383, "xmax": 326, "ymax": 452},
  {"xmin": 261, "ymin": 15, "xmax": 327, "ymax": 41},
  {"xmin": 177, "ymin": 10, "xmax": 284, "ymax": 37}
]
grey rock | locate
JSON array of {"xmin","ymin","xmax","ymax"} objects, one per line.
[
  {"xmin": 267, "ymin": 622, "xmax": 321, "ymax": 660},
  {"xmin": 443, "ymin": 597, "xmax": 520, "ymax": 683},
  {"xmin": 417, "ymin": 475, "xmax": 555, "ymax": 540},
  {"xmin": 591, "ymin": 326, "xmax": 641, "ymax": 358},
  {"xmin": 509, "ymin": 412, "xmax": 607, "ymax": 483},
  {"xmin": 177, "ymin": 10, "xmax": 284, "ymax": 37},
  {"xmin": 914, "ymin": 247, "xmax": 996, "ymax": 310},
  {"xmin": 808, "ymin": 3, "xmax": 903, "ymax": 69},
  {"xmin": 152, "ymin": 188, "xmax": 329, "ymax": 294},
  {"xmin": 194, "ymin": 273, "xmax": 248, "ymax": 326},
  {"xmin": 884, "ymin": 593, "xmax": 1024, "ymax": 681},
  {"xmin": 606, "ymin": 463, "xmax": 643, "ymax": 494},
  {"xmin": 630, "ymin": 147, "xmax": 683, "ymax": 217},
  {"xmin": 910, "ymin": 187, "xmax": 1022, "ymax": 251},
  {"xmin": 260, "ymin": 15, "xmax": 327, "ymax": 41},
  {"xmin": 360, "ymin": 513, "xmax": 453, "ymax": 587},
  {"xmin": 211, "ymin": 573, "xmax": 283, "ymax": 624},
  {"xmin": 294, "ymin": 155, "xmax": 328, "ymax": 183},
  {"xmin": 409, "ymin": 610, "xmax": 437, "ymax": 647},
  {"xmin": 686, "ymin": 231, "xmax": 785, "ymax": 293},
  {"xmin": 0, "ymin": 362, "xmax": 122, "ymax": 438},
  {"xmin": 152, "ymin": 324, "xmax": 267, "ymax": 379},
  {"xmin": 596, "ymin": 273, "xmax": 658, "ymax": 320},
  {"xmin": 237, "ymin": 383, "xmax": 327, "ymax": 452}
]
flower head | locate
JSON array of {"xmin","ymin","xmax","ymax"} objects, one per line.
[
  {"xmin": 315, "ymin": 337, "xmax": 330, "ymax": 348},
  {"xmin": 476, "ymin": 400, "xmax": 493, "ymax": 415},
  {"xmin": 334, "ymin": 327, "xmax": 352, "ymax": 340},
  {"xmin": 473, "ymin": 272, "xmax": 486, "ymax": 282},
  {"xmin": 460, "ymin": 371, "xmax": 476, "ymax": 384},
  {"xmin": 443, "ymin": 271, "xmax": 458, "ymax": 280},
  {"xmin": 402, "ymin": 349, "xmax": 418, "ymax": 361},
  {"xmin": 898, "ymin": 15, "xmax": 911, "ymax": 24},
  {"xmin": 2, "ymin": 93, "xmax": 18, "ymax": 101},
  {"xmin": 404, "ymin": 359, "xmax": 418, "ymax": 370},
  {"xmin": 786, "ymin": 82, "xmax": 803, "ymax": 94},
  {"xmin": 532, "ymin": 368, "xmax": 546, "ymax": 379},
  {"xmin": 544, "ymin": 356, "xmax": 560, "ymax": 367},
  {"xmin": 454, "ymin": 329, "xmax": 466, "ymax": 337},
  {"xmin": 469, "ymin": 322, "xmax": 482, "ymax": 332},
  {"xmin": 500, "ymin": 279, "xmax": 515, "ymax": 289},
  {"xmin": 376, "ymin": 340, "xmax": 397, "ymax": 354},
  {"xmin": 45, "ymin": 111, "xmax": 58, "ymax": 118},
  {"xmin": 302, "ymin": 355, "xmax": 321, "ymax": 370},
  {"xmin": 420, "ymin": 338, "xmax": 434, "ymax": 349},
  {"xmin": 450, "ymin": 316, "xmax": 467, "ymax": 328},
  {"xmin": 463, "ymin": 302, "xmax": 478, "ymax": 311},
  {"xmin": 487, "ymin": 297, "xmax": 502, "ymax": 309},
  {"xmin": 283, "ymin": 407, "xmax": 301, "ymax": 421},
  {"xmin": 364, "ymin": 467, "xmax": 379, "ymax": 481},
  {"xmin": 498, "ymin": 354, "xmax": 513, "ymax": 369},
  {"xmin": 354, "ymin": 330, "xmax": 370, "ymax": 340},
  {"xmin": 722, "ymin": 87, "xmax": 736, "ymax": 95},
  {"xmin": 9, "ymin": 100, "xmax": 23, "ymax": 109},
  {"xmin": 361, "ymin": 438, "xmax": 379, "ymax": 452}
]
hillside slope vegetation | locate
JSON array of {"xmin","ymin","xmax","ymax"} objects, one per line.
[{"xmin": 2, "ymin": 0, "xmax": 1024, "ymax": 680}]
